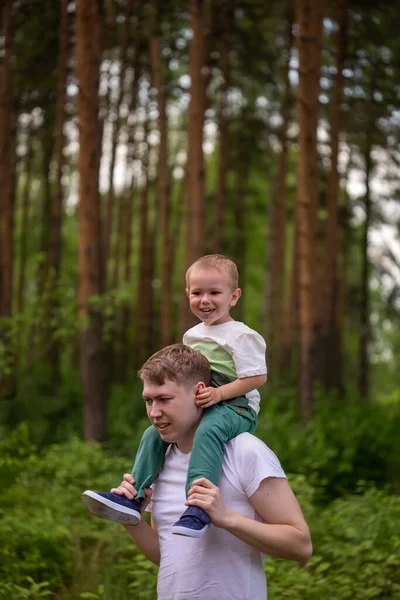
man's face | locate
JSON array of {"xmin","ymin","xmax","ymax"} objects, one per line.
[
  {"xmin": 186, "ymin": 266, "xmax": 241, "ymax": 327},
  {"xmin": 142, "ymin": 378, "xmax": 204, "ymax": 453}
]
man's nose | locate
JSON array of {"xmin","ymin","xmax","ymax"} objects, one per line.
[{"xmin": 149, "ymin": 402, "xmax": 163, "ymax": 418}]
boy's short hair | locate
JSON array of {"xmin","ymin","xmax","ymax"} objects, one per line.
[
  {"xmin": 138, "ymin": 344, "xmax": 211, "ymax": 388},
  {"xmin": 186, "ymin": 254, "xmax": 239, "ymax": 289}
]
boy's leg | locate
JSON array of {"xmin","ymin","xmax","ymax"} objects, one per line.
[
  {"xmin": 82, "ymin": 426, "xmax": 169, "ymax": 525},
  {"xmin": 186, "ymin": 404, "xmax": 257, "ymax": 492},
  {"xmin": 172, "ymin": 404, "xmax": 257, "ymax": 537},
  {"xmin": 132, "ymin": 425, "xmax": 170, "ymax": 500}
]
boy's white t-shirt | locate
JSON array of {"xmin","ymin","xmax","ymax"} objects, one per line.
[
  {"xmin": 183, "ymin": 321, "xmax": 267, "ymax": 413},
  {"xmin": 148, "ymin": 433, "xmax": 286, "ymax": 600}
]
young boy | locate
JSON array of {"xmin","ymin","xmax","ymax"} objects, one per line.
[{"xmin": 82, "ymin": 254, "xmax": 267, "ymax": 537}]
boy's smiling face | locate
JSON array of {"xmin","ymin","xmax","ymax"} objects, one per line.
[{"xmin": 186, "ymin": 266, "xmax": 241, "ymax": 326}]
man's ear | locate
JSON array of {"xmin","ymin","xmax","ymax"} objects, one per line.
[
  {"xmin": 230, "ymin": 287, "xmax": 242, "ymax": 306},
  {"xmin": 194, "ymin": 381, "xmax": 206, "ymax": 395}
]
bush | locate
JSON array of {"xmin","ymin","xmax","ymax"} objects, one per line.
[
  {"xmin": 257, "ymin": 390, "xmax": 400, "ymax": 504},
  {"xmin": 1, "ymin": 427, "xmax": 399, "ymax": 599},
  {"xmin": 266, "ymin": 486, "xmax": 400, "ymax": 599}
]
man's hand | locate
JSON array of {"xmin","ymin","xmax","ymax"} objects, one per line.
[
  {"xmin": 185, "ymin": 477, "xmax": 233, "ymax": 528},
  {"xmin": 196, "ymin": 386, "xmax": 223, "ymax": 408},
  {"xmin": 110, "ymin": 474, "xmax": 153, "ymax": 512}
]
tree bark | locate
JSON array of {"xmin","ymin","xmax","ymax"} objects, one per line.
[
  {"xmin": 294, "ymin": 0, "xmax": 326, "ymax": 423},
  {"xmin": 76, "ymin": 0, "xmax": 106, "ymax": 442},
  {"xmin": 323, "ymin": 0, "xmax": 348, "ymax": 388}
]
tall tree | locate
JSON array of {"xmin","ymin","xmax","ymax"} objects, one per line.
[
  {"xmin": 46, "ymin": 0, "xmax": 70, "ymax": 386},
  {"xmin": 267, "ymin": 11, "xmax": 293, "ymax": 377},
  {"xmin": 212, "ymin": 0, "xmax": 232, "ymax": 253},
  {"xmin": 149, "ymin": 1, "xmax": 173, "ymax": 347},
  {"xmin": 0, "ymin": 0, "xmax": 14, "ymax": 320},
  {"xmin": 359, "ymin": 146, "xmax": 373, "ymax": 399},
  {"xmin": 103, "ymin": 0, "xmax": 133, "ymax": 291},
  {"xmin": 76, "ymin": 0, "xmax": 106, "ymax": 442},
  {"xmin": 0, "ymin": 0, "xmax": 15, "ymax": 399},
  {"xmin": 179, "ymin": 0, "xmax": 210, "ymax": 336},
  {"xmin": 323, "ymin": 0, "xmax": 348, "ymax": 388},
  {"xmin": 294, "ymin": 0, "xmax": 326, "ymax": 422}
]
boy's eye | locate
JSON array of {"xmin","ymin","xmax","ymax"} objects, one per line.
[
  {"xmin": 211, "ymin": 291, "xmax": 221, "ymax": 295},
  {"xmin": 191, "ymin": 291, "xmax": 201, "ymax": 296}
]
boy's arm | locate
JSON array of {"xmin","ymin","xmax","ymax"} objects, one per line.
[{"xmin": 196, "ymin": 373, "xmax": 267, "ymax": 408}]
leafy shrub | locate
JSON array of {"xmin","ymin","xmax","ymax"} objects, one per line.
[
  {"xmin": 266, "ymin": 486, "xmax": 400, "ymax": 599},
  {"xmin": 1, "ymin": 428, "xmax": 399, "ymax": 599},
  {"xmin": 257, "ymin": 390, "xmax": 400, "ymax": 504}
]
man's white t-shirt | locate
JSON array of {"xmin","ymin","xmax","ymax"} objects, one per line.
[
  {"xmin": 147, "ymin": 433, "xmax": 286, "ymax": 600},
  {"xmin": 183, "ymin": 321, "xmax": 267, "ymax": 414}
]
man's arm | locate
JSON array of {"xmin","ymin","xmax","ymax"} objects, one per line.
[
  {"xmin": 123, "ymin": 518, "xmax": 160, "ymax": 566},
  {"xmin": 111, "ymin": 474, "xmax": 160, "ymax": 566},
  {"xmin": 186, "ymin": 477, "xmax": 312, "ymax": 563}
]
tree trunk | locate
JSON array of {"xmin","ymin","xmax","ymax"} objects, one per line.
[
  {"xmin": 0, "ymin": 0, "xmax": 15, "ymax": 399},
  {"xmin": 103, "ymin": 0, "xmax": 133, "ymax": 292},
  {"xmin": 0, "ymin": 0, "xmax": 14, "ymax": 319},
  {"xmin": 323, "ymin": 0, "xmax": 348, "ymax": 388},
  {"xmin": 76, "ymin": 0, "xmax": 106, "ymax": 442},
  {"xmin": 17, "ymin": 130, "xmax": 33, "ymax": 315},
  {"xmin": 149, "ymin": 3, "xmax": 173, "ymax": 348},
  {"xmin": 294, "ymin": 0, "xmax": 326, "ymax": 423},
  {"xmin": 179, "ymin": 0, "xmax": 209, "ymax": 336},
  {"xmin": 47, "ymin": 0, "xmax": 70, "ymax": 387},
  {"xmin": 267, "ymin": 12, "xmax": 293, "ymax": 377},
  {"xmin": 135, "ymin": 116, "xmax": 153, "ymax": 366},
  {"xmin": 212, "ymin": 1, "xmax": 232, "ymax": 253},
  {"xmin": 116, "ymin": 34, "xmax": 142, "ymax": 382},
  {"xmin": 359, "ymin": 148, "xmax": 372, "ymax": 399}
]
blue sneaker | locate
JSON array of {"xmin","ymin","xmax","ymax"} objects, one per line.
[
  {"xmin": 172, "ymin": 506, "xmax": 211, "ymax": 538},
  {"xmin": 82, "ymin": 490, "xmax": 141, "ymax": 525}
]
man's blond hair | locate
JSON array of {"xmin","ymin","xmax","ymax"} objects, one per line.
[
  {"xmin": 185, "ymin": 254, "xmax": 239, "ymax": 289},
  {"xmin": 138, "ymin": 344, "xmax": 211, "ymax": 388}
]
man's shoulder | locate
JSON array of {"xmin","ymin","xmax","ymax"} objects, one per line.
[
  {"xmin": 226, "ymin": 433, "xmax": 282, "ymax": 466},
  {"xmin": 223, "ymin": 434, "xmax": 286, "ymax": 495}
]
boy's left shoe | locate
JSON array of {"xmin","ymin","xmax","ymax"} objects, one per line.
[
  {"xmin": 172, "ymin": 506, "xmax": 211, "ymax": 538},
  {"xmin": 82, "ymin": 490, "xmax": 142, "ymax": 526}
]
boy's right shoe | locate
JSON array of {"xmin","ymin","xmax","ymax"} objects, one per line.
[{"xmin": 82, "ymin": 490, "xmax": 141, "ymax": 526}]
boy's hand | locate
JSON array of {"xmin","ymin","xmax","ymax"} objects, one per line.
[
  {"xmin": 110, "ymin": 474, "xmax": 153, "ymax": 512},
  {"xmin": 196, "ymin": 386, "xmax": 223, "ymax": 408}
]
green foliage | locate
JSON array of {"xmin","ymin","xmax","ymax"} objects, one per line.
[
  {"xmin": 267, "ymin": 487, "xmax": 400, "ymax": 599},
  {"xmin": 0, "ymin": 429, "xmax": 399, "ymax": 599},
  {"xmin": 258, "ymin": 389, "xmax": 400, "ymax": 504}
]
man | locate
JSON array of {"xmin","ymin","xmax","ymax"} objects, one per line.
[{"xmin": 110, "ymin": 344, "xmax": 312, "ymax": 599}]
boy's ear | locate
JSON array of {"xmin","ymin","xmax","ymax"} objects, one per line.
[
  {"xmin": 230, "ymin": 287, "xmax": 242, "ymax": 306},
  {"xmin": 186, "ymin": 288, "xmax": 190, "ymax": 298}
]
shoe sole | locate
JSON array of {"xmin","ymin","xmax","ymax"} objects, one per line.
[
  {"xmin": 82, "ymin": 491, "xmax": 141, "ymax": 526},
  {"xmin": 172, "ymin": 524, "xmax": 209, "ymax": 538}
]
